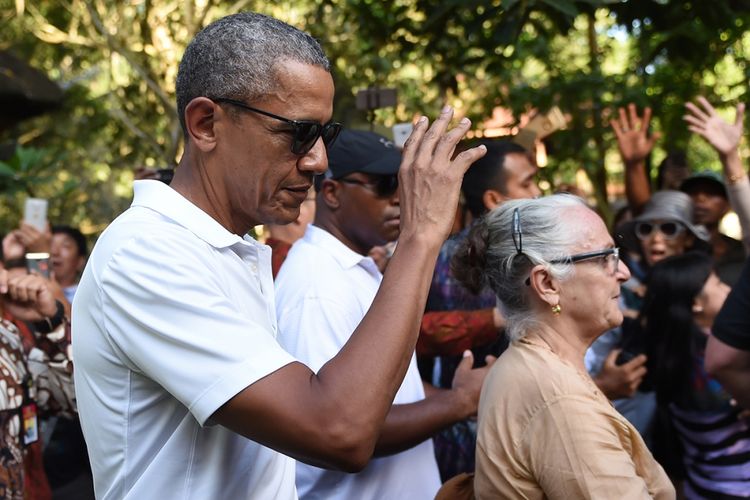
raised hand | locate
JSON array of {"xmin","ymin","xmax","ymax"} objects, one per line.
[
  {"xmin": 684, "ymin": 97, "xmax": 745, "ymax": 156},
  {"xmin": 16, "ymin": 222, "xmax": 52, "ymax": 253},
  {"xmin": 1, "ymin": 272, "xmax": 58, "ymax": 322},
  {"xmin": 398, "ymin": 107, "xmax": 487, "ymax": 244},
  {"xmin": 610, "ymin": 103, "xmax": 661, "ymax": 165}
]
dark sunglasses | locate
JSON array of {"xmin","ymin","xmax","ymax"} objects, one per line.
[
  {"xmin": 337, "ymin": 174, "xmax": 399, "ymax": 198},
  {"xmin": 213, "ymin": 98, "xmax": 342, "ymax": 155},
  {"xmin": 634, "ymin": 221, "xmax": 685, "ymax": 241}
]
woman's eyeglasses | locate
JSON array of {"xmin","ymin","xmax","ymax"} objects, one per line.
[
  {"xmin": 550, "ymin": 247, "xmax": 620, "ymax": 275},
  {"xmin": 634, "ymin": 221, "xmax": 685, "ymax": 241},
  {"xmin": 213, "ymin": 98, "xmax": 342, "ymax": 155},
  {"xmin": 338, "ymin": 175, "xmax": 399, "ymax": 198}
]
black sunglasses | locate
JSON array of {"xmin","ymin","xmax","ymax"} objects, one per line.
[
  {"xmin": 338, "ymin": 175, "xmax": 399, "ymax": 198},
  {"xmin": 634, "ymin": 221, "xmax": 685, "ymax": 241},
  {"xmin": 213, "ymin": 98, "xmax": 342, "ymax": 155}
]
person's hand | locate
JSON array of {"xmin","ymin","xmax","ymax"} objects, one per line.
[
  {"xmin": 2, "ymin": 232, "xmax": 26, "ymax": 261},
  {"xmin": 0, "ymin": 272, "xmax": 58, "ymax": 322},
  {"xmin": 684, "ymin": 97, "xmax": 745, "ymax": 157},
  {"xmin": 450, "ymin": 350, "xmax": 497, "ymax": 418},
  {"xmin": 593, "ymin": 349, "xmax": 647, "ymax": 400},
  {"xmin": 15, "ymin": 222, "xmax": 51, "ymax": 253},
  {"xmin": 610, "ymin": 103, "xmax": 661, "ymax": 166},
  {"xmin": 398, "ymin": 108, "xmax": 487, "ymax": 245}
]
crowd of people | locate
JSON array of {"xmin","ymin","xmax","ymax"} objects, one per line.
[{"xmin": 3, "ymin": 10, "xmax": 750, "ymax": 500}]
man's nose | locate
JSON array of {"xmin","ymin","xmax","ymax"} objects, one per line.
[{"xmin": 298, "ymin": 138, "xmax": 328, "ymax": 176}]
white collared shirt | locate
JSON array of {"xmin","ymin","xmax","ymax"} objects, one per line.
[
  {"xmin": 73, "ymin": 180, "xmax": 297, "ymax": 499},
  {"xmin": 275, "ymin": 225, "xmax": 441, "ymax": 500}
]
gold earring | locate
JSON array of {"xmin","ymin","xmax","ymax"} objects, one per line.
[{"xmin": 551, "ymin": 304, "xmax": 562, "ymax": 315}]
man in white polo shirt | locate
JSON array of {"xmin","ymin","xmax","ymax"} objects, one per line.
[
  {"xmin": 276, "ymin": 130, "xmax": 494, "ymax": 499},
  {"xmin": 72, "ymin": 11, "xmax": 486, "ymax": 500}
]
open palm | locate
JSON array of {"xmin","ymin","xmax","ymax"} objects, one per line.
[{"xmin": 684, "ymin": 97, "xmax": 745, "ymax": 156}]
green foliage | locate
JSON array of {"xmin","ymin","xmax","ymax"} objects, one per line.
[{"xmin": 1, "ymin": 0, "xmax": 749, "ymax": 233}]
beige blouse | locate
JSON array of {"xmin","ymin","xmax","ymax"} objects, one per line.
[{"xmin": 475, "ymin": 337, "xmax": 675, "ymax": 500}]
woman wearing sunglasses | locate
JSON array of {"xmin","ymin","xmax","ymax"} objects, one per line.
[
  {"xmin": 588, "ymin": 190, "xmax": 713, "ymax": 445},
  {"xmin": 618, "ymin": 190, "xmax": 710, "ymax": 273},
  {"xmin": 453, "ymin": 194, "xmax": 674, "ymax": 498},
  {"xmin": 641, "ymin": 252, "xmax": 749, "ymax": 499}
]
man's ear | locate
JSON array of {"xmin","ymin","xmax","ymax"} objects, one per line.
[
  {"xmin": 320, "ymin": 179, "xmax": 342, "ymax": 210},
  {"xmin": 482, "ymin": 189, "xmax": 506, "ymax": 212},
  {"xmin": 184, "ymin": 97, "xmax": 219, "ymax": 152},
  {"xmin": 528, "ymin": 264, "xmax": 560, "ymax": 308}
]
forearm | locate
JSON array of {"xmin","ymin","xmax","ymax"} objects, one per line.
[
  {"xmin": 706, "ymin": 334, "xmax": 750, "ymax": 409},
  {"xmin": 722, "ymin": 151, "xmax": 750, "ymax": 252},
  {"xmin": 374, "ymin": 387, "xmax": 470, "ymax": 456},
  {"xmin": 624, "ymin": 161, "xmax": 651, "ymax": 215},
  {"xmin": 312, "ymin": 237, "xmax": 443, "ymax": 446}
]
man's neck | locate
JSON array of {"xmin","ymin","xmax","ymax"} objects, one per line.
[{"xmin": 170, "ymin": 154, "xmax": 246, "ymax": 235}]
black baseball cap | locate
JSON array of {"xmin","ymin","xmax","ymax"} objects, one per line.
[
  {"xmin": 326, "ymin": 129, "xmax": 401, "ymax": 179},
  {"xmin": 680, "ymin": 170, "xmax": 727, "ymax": 199}
]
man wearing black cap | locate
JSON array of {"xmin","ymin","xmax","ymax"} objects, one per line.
[
  {"xmin": 275, "ymin": 129, "xmax": 493, "ymax": 500},
  {"xmin": 680, "ymin": 171, "xmax": 745, "ymax": 285}
]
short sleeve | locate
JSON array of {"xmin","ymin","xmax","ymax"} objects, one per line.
[
  {"xmin": 277, "ymin": 294, "xmax": 360, "ymax": 373},
  {"xmin": 714, "ymin": 257, "xmax": 750, "ymax": 350},
  {"xmin": 100, "ymin": 232, "xmax": 296, "ymax": 425}
]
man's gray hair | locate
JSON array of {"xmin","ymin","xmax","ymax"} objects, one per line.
[
  {"xmin": 176, "ymin": 12, "xmax": 330, "ymax": 135},
  {"xmin": 453, "ymin": 194, "xmax": 590, "ymax": 341}
]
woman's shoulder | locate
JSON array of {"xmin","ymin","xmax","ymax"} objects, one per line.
[{"xmin": 482, "ymin": 338, "xmax": 601, "ymax": 411}]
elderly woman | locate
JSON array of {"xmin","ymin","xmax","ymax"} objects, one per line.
[{"xmin": 453, "ymin": 194, "xmax": 674, "ymax": 499}]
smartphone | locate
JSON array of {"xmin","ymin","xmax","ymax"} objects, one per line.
[
  {"xmin": 24, "ymin": 198, "xmax": 48, "ymax": 231},
  {"xmin": 392, "ymin": 123, "xmax": 414, "ymax": 149},
  {"xmin": 25, "ymin": 252, "xmax": 51, "ymax": 278}
]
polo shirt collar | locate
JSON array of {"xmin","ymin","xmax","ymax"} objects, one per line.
[
  {"xmin": 304, "ymin": 224, "xmax": 380, "ymax": 275},
  {"xmin": 131, "ymin": 180, "xmax": 253, "ymax": 249}
]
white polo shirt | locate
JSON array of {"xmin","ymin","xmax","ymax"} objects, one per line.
[
  {"xmin": 73, "ymin": 180, "xmax": 297, "ymax": 499},
  {"xmin": 275, "ymin": 225, "xmax": 441, "ymax": 500}
]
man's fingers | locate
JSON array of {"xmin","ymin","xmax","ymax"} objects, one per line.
[
  {"xmin": 641, "ymin": 106, "xmax": 653, "ymax": 131},
  {"xmin": 736, "ymin": 103, "xmax": 746, "ymax": 126},
  {"xmin": 696, "ymin": 96, "xmax": 716, "ymax": 116},
  {"xmin": 685, "ymin": 101, "xmax": 710, "ymax": 122},
  {"xmin": 687, "ymin": 125, "xmax": 706, "ymax": 136},
  {"xmin": 648, "ymin": 131, "xmax": 662, "ymax": 148},
  {"xmin": 610, "ymin": 119, "xmax": 623, "ymax": 138},
  {"xmin": 624, "ymin": 353, "xmax": 647, "ymax": 368},
  {"xmin": 400, "ymin": 115, "xmax": 428, "ymax": 171},
  {"xmin": 484, "ymin": 355, "xmax": 498, "ymax": 366},
  {"xmin": 453, "ymin": 144, "xmax": 487, "ymax": 176},
  {"xmin": 618, "ymin": 107, "xmax": 629, "ymax": 130},
  {"xmin": 631, "ymin": 365, "xmax": 648, "ymax": 380},
  {"xmin": 627, "ymin": 103, "xmax": 640, "ymax": 131},
  {"xmin": 414, "ymin": 106, "xmax": 455, "ymax": 163},
  {"xmin": 433, "ymin": 117, "xmax": 472, "ymax": 161},
  {"xmin": 683, "ymin": 114, "xmax": 706, "ymax": 129},
  {"xmin": 604, "ymin": 348, "xmax": 621, "ymax": 365},
  {"xmin": 456, "ymin": 350, "xmax": 475, "ymax": 372}
]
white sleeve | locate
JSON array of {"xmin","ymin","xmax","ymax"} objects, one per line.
[{"xmin": 99, "ymin": 232, "xmax": 296, "ymax": 425}]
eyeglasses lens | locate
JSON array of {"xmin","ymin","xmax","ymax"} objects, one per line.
[
  {"xmin": 292, "ymin": 123, "xmax": 342, "ymax": 155},
  {"xmin": 376, "ymin": 175, "xmax": 399, "ymax": 197},
  {"xmin": 660, "ymin": 222, "xmax": 679, "ymax": 237}
]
